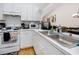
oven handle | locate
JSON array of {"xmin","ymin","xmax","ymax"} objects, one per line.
[{"xmin": 2, "ymin": 45, "xmax": 18, "ymax": 48}]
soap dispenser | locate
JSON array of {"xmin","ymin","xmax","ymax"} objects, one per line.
[{"xmin": 48, "ymin": 26, "xmax": 55, "ymax": 35}]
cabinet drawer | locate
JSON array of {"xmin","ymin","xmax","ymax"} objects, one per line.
[{"xmin": 0, "ymin": 46, "xmax": 20, "ymax": 54}]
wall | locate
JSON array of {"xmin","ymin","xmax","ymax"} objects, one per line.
[
  {"xmin": 43, "ymin": 3, "xmax": 79, "ymax": 27},
  {"xmin": 41, "ymin": 4, "xmax": 62, "ymax": 17}
]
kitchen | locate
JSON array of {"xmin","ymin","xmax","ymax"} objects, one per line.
[{"xmin": 0, "ymin": 3, "xmax": 79, "ymax": 55}]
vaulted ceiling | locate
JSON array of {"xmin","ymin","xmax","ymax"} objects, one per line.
[
  {"xmin": 34, "ymin": 3, "xmax": 49, "ymax": 10},
  {"xmin": 0, "ymin": 3, "xmax": 50, "ymax": 11}
]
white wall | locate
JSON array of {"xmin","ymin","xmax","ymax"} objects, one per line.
[{"xmin": 44, "ymin": 3, "xmax": 79, "ymax": 27}]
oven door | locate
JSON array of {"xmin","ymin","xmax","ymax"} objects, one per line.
[{"xmin": 1, "ymin": 31, "xmax": 18, "ymax": 44}]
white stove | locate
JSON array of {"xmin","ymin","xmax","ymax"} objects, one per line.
[{"xmin": 0, "ymin": 30, "xmax": 20, "ymax": 54}]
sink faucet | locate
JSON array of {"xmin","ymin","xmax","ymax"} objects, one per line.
[
  {"xmin": 56, "ymin": 25, "xmax": 62, "ymax": 34},
  {"xmin": 69, "ymin": 33, "xmax": 72, "ymax": 36}
]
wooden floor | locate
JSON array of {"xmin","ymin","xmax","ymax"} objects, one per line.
[{"xmin": 18, "ymin": 47, "xmax": 36, "ymax": 55}]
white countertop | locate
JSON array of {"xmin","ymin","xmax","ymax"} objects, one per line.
[{"xmin": 32, "ymin": 29, "xmax": 79, "ymax": 55}]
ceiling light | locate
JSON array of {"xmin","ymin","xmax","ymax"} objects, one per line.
[{"xmin": 72, "ymin": 8, "xmax": 79, "ymax": 18}]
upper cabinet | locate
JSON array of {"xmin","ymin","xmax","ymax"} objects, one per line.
[
  {"xmin": 0, "ymin": 4, "xmax": 4, "ymax": 20},
  {"xmin": 0, "ymin": 4, "xmax": 41, "ymax": 21},
  {"xmin": 21, "ymin": 4, "xmax": 41, "ymax": 21},
  {"xmin": 21, "ymin": 6, "xmax": 28, "ymax": 21},
  {"xmin": 0, "ymin": 9, "xmax": 3, "ymax": 20},
  {"xmin": 3, "ymin": 4, "xmax": 21, "ymax": 12},
  {"xmin": 0, "ymin": 4, "xmax": 21, "ymax": 20},
  {"xmin": 3, "ymin": 4, "xmax": 21, "ymax": 16},
  {"xmin": 31, "ymin": 7, "xmax": 41, "ymax": 21}
]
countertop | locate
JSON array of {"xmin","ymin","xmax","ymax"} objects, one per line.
[
  {"xmin": 67, "ymin": 29, "xmax": 79, "ymax": 35},
  {"xmin": 6, "ymin": 29, "xmax": 79, "ymax": 55},
  {"xmin": 31, "ymin": 29, "xmax": 79, "ymax": 55}
]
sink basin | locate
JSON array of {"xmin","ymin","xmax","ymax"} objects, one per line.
[
  {"xmin": 40, "ymin": 31, "xmax": 79, "ymax": 48},
  {"xmin": 40, "ymin": 31, "xmax": 58, "ymax": 36},
  {"xmin": 48, "ymin": 34, "xmax": 79, "ymax": 48}
]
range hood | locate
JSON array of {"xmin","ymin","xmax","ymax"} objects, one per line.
[
  {"xmin": 72, "ymin": 8, "xmax": 79, "ymax": 18},
  {"xmin": 3, "ymin": 11, "xmax": 21, "ymax": 16}
]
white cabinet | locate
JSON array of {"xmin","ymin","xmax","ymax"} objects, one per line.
[
  {"xmin": 2, "ymin": 4, "xmax": 40, "ymax": 21},
  {"xmin": 27, "ymin": 7, "xmax": 33, "ymax": 21},
  {"xmin": 28, "ymin": 7, "xmax": 40, "ymax": 21},
  {"xmin": 3, "ymin": 11, "xmax": 21, "ymax": 16},
  {"xmin": 0, "ymin": 11, "xmax": 3, "ymax": 20},
  {"xmin": 0, "ymin": 9, "xmax": 3, "ymax": 20},
  {"xmin": 0, "ymin": 4, "xmax": 3, "ymax": 20},
  {"xmin": 32, "ymin": 31, "xmax": 64, "ymax": 55},
  {"xmin": 21, "ymin": 7, "xmax": 28, "ymax": 21},
  {"xmin": 3, "ymin": 4, "xmax": 21, "ymax": 12},
  {"xmin": 32, "ymin": 8, "xmax": 41, "ymax": 21},
  {"xmin": 3, "ymin": 4, "xmax": 21, "ymax": 16},
  {"xmin": 20, "ymin": 30, "xmax": 33, "ymax": 48},
  {"xmin": 21, "ymin": 6, "xmax": 40, "ymax": 21}
]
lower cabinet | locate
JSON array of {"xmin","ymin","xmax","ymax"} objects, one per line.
[
  {"xmin": 20, "ymin": 30, "xmax": 33, "ymax": 48},
  {"xmin": 32, "ymin": 31, "xmax": 64, "ymax": 55}
]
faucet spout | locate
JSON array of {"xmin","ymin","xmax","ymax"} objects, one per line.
[{"xmin": 69, "ymin": 33, "xmax": 72, "ymax": 36}]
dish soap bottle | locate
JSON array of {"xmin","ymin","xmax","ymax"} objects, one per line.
[{"xmin": 48, "ymin": 27, "xmax": 55, "ymax": 35}]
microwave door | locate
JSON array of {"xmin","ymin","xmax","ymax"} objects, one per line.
[{"xmin": 31, "ymin": 25, "xmax": 36, "ymax": 27}]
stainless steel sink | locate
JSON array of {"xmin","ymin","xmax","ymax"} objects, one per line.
[{"xmin": 40, "ymin": 31, "xmax": 79, "ymax": 48}]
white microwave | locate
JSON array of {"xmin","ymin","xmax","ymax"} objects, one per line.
[{"xmin": 29, "ymin": 22, "xmax": 39, "ymax": 29}]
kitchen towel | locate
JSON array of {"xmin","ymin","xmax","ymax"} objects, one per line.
[
  {"xmin": 3, "ymin": 32, "xmax": 11, "ymax": 42},
  {"xmin": 10, "ymin": 32, "xmax": 18, "ymax": 41}
]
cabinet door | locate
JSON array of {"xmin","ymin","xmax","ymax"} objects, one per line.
[
  {"xmin": 21, "ymin": 5, "xmax": 40, "ymax": 21},
  {"xmin": 20, "ymin": 30, "xmax": 33, "ymax": 48},
  {"xmin": 27, "ymin": 6, "xmax": 40, "ymax": 21},
  {"xmin": 32, "ymin": 8, "xmax": 40, "ymax": 21},
  {"xmin": 0, "ymin": 4, "xmax": 3, "ymax": 20},
  {"xmin": 32, "ymin": 32, "xmax": 43, "ymax": 54},
  {"xmin": 38, "ymin": 36, "xmax": 64, "ymax": 55},
  {"xmin": 3, "ymin": 4, "xmax": 21, "ymax": 16},
  {"xmin": 3, "ymin": 4, "xmax": 21, "ymax": 12},
  {"xmin": 0, "ymin": 11, "xmax": 3, "ymax": 20},
  {"xmin": 21, "ymin": 7, "xmax": 28, "ymax": 21},
  {"xmin": 27, "ymin": 7, "xmax": 32, "ymax": 21},
  {"xmin": 21, "ymin": 6, "xmax": 33, "ymax": 21},
  {"xmin": 3, "ymin": 4, "xmax": 13, "ymax": 12},
  {"xmin": 33, "ymin": 31, "xmax": 64, "ymax": 55}
]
